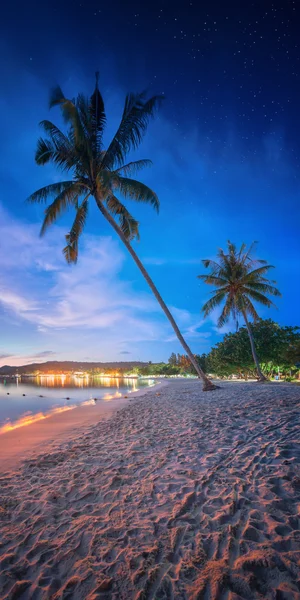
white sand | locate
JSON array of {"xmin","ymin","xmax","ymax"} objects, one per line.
[{"xmin": 0, "ymin": 380, "xmax": 299, "ymax": 599}]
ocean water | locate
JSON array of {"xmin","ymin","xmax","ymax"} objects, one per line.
[{"xmin": 0, "ymin": 375, "xmax": 154, "ymax": 431}]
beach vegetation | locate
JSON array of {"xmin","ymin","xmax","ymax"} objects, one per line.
[{"xmin": 205, "ymin": 319, "xmax": 300, "ymax": 380}]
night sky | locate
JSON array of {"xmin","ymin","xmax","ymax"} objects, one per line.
[{"xmin": 0, "ymin": 0, "xmax": 299, "ymax": 366}]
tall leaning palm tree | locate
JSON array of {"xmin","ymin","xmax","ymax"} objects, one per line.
[
  {"xmin": 28, "ymin": 76, "xmax": 217, "ymax": 391},
  {"xmin": 198, "ymin": 241, "xmax": 281, "ymax": 381}
]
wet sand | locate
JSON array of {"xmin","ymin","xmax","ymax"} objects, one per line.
[{"xmin": 0, "ymin": 380, "xmax": 299, "ymax": 599}]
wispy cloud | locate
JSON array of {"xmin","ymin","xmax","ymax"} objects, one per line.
[
  {"xmin": 31, "ymin": 351, "xmax": 57, "ymax": 358},
  {"xmin": 143, "ymin": 257, "xmax": 203, "ymax": 266}
]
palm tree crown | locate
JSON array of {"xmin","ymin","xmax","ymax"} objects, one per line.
[
  {"xmin": 28, "ymin": 76, "xmax": 162, "ymax": 261},
  {"xmin": 198, "ymin": 241, "xmax": 281, "ymax": 328}
]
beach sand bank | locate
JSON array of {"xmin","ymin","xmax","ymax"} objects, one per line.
[{"xmin": 0, "ymin": 380, "xmax": 299, "ymax": 599}]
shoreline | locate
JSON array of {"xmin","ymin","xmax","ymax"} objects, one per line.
[{"xmin": 0, "ymin": 380, "xmax": 165, "ymax": 473}]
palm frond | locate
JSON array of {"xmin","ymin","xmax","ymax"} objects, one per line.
[
  {"xmin": 227, "ymin": 240, "xmax": 237, "ymax": 256},
  {"xmin": 201, "ymin": 259, "xmax": 221, "ymax": 272},
  {"xmin": 35, "ymin": 137, "xmax": 56, "ymax": 166},
  {"xmin": 241, "ymin": 296, "xmax": 260, "ymax": 321},
  {"xmin": 39, "ymin": 120, "xmax": 70, "ymax": 147},
  {"xmin": 244, "ymin": 264, "xmax": 275, "ymax": 280},
  {"xmin": 242, "ymin": 288, "xmax": 276, "ymax": 308},
  {"xmin": 40, "ymin": 184, "xmax": 83, "ymax": 236},
  {"xmin": 76, "ymin": 94, "xmax": 91, "ymax": 134},
  {"xmin": 114, "ymin": 176, "xmax": 159, "ymax": 211},
  {"xmin": 49, "ymin": 86, "xmax": 86, "ymax": 148},
  {"xmin": 114, "ymin": 159, "xmax": 152, "ymax": 176},
  {"xmin": 63, "ymin": 196, "xmax": 89, "ymax": 263},
  {"xmin": 35, "ymin": 136, "xmax": 77, "ymax": 172},
  {"xmin": 237, "ymin": 240, "xmax": 260, "ymax": 269},
  {"xmin": 237, "ymin": 242, "xmax": 247, "ymax": 260},
  {"xmin": 202, "ymin": 291, "xmax": 227, "ymax": 318},
  {"xmin": 245, "ymin": 281, "xmax": 281, "ymax": 297},
  {"xmin": 197, "ymin": 274, "xmax": 229, "ymax": 287},
  {"xmin": 217, "ymin": 296, "xmax": 234, "ymax": 328},
  {"xmin": 27, "ymin": 181, "xmax": 76, "ymax": 204},
  {"xmin": 106, "ymin": 195, "xmax": 140, "ymax": 240},
  {"xmin": 102, "ymin": 92, "xmax": 163, "ymax": 169},
  {"xmin": 49, "ymin": 85, "xmax": 66, "ymax": 108},
  {"xmin": 89, "ymin": 83, "xmax": 106, "ymax": 150}
]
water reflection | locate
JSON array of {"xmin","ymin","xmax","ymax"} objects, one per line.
[
  {"xmin": 20, "ymin": 375, "xmax": 140, "ymax": 389},
  {"xmin": 0, "ymin": 376, "xmax": 155, "ymax": 432}
]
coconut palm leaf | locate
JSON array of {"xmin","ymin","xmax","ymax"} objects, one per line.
[
  {"xmin": 245, "ymin": 281, "xmax": 281, "ymax": 296},
  {"xmin": 201, "ymin": 259, "xmax": 222, "ymax": 272},
  {"xmin": 49, "ymin": 86, "xmax": 87, "ymax": 148},
  {"xmin": 40, "ymin": 184, "xmax": 83, "ymax": 236},
  {"xmin": 35, "ymin": 137, "xmax": 78, "ymax": 172},
  {"xmin": 63, "ymin": 196, "xmax": 89, "ymax": 263},
  {"xmin": 89, "ymin": 78, "xmax": 106, "ymax": 151},
  {"xmin": 202, "ymin": 291, "xmax": 227, "ymax": 318},
  {"xmin": 115, "ymin": 159, "xmax": 152, "ymax": 176},
  {"xmin": 240, "ymin": 296, "xmax": 260, "ymax": 321},
  {"xmin": 27, "ymin": 181, "xmax": 79, "ymax": 204},
  {"xmin": 102, "ymin": 92, "xmax": 163, "ymax": 169},
  {"xmin": 115, "ymin": 177, "xmax": 159, "ymax": 211},
  {"xmin": 39, "ymin": 120, "xmax": 71, "ymax": 148},
  {"xmin": 197, "ymin": 274, "xmax": 229, "ymax": 287},
  {"xmin": 106, "ymin": 195, "xmax": 140, "ymax": 240},
  {"xmin": 243, "ymin": 288, "xmax": 275, "ymax": 308},
  {"xmin": 218, "ymin": 296, "xmax": 235, "ymax": 328},
  {"xmin": 35, "ymin": 138, "xmax": 56, "ymax": 166},
  {"xmin": 244, "ymin": 264, "xmax": 275, "ymax": 279}
]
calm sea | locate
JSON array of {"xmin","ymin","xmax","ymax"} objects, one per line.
[{"xmin": 0, "ymin": 375, "xmax": 154, "ymax": 430}]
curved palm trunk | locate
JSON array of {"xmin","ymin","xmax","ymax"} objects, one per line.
[
  {"xmin": 95, "ymin": 196, "xmax": 218, "ymax": 391},
  {"xmin": 242, "ymin": 310, "xmax": 267, "ymax": 382}
]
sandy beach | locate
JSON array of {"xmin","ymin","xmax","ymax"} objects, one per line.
[{"xmin": 0, "ymin": 380, "xmax": 300, "ymax": 599}]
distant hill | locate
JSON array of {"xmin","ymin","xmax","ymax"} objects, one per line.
[{"xmin": 0, "ymin": 360, "xmax": 150, "ymax": 375}]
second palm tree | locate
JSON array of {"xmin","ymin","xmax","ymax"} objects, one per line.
[{"xmin": 198, "ymin": 241, "xmax": 281, "ymax": 381}]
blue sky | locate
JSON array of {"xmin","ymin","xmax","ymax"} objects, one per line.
[{"xmin": 0, "ymin": 1, "xmax": 299, "ymax": 366}]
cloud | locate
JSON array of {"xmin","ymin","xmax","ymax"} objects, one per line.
[
  {"xmin": 0, "ymin": 289, "xmax": 38, "ymax": 314},
  {"xmin": 31, "ymin": 351, "xmax": 57, "ymax": 358},
  {"xmin": 0, "ymin": 354, "xmax": 14, "ymax": 359},
  {"xmin": 119, "ymin": 351, "xmax": 131, "ymax": 355},
  {"xmin": 143, "ymin": 257, "xmax": 203, "ymax": 266}
]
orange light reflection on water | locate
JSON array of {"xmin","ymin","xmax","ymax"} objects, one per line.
[
  {"xmin": 0, "ymin": 405, "xmax": 75, "ymax": 434},
  {"xmin": 102, "ymin": 391, "xmax": 123, "ymax": 401},
  {"xmin": 0, "ymin": 399, "xmax": 97, "ymax": 435}
]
